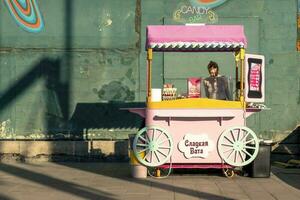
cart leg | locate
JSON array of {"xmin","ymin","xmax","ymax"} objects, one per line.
[
  {"xmin": 155, "ymin": 168, "xmax": 161, "ymax": 177},
  {"xmin": 222, "ymin": 168, "xmax": 235, "ymax": 178}
]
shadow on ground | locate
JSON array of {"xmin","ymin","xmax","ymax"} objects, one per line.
[
  {"xmin": 271, "ymin": 126, "xmax": 300, "ymax": 190},
  {"xmin": 57, "ymin": 162, "xmax": 234, "ymax": 200},
  {"xmin": 272, "ymin": 166, "xmax": 300, "ymax": 191},
  {"xmin": 0, "ymin": 161, "xmax": 238, "ymax": 200},
  {"xmin": 0, "ymin": 163, "xmax": 117, "ymax": 200},
  {"xmin": 271, "ymin": 126, "xmax": 300, "ymax": 163}
]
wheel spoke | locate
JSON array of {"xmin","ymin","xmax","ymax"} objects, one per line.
[
  {"xmin": 144, "ymin": 150, "xmax": 151, "ymax": 161},
  {"xmin": 150, "ymin": 151, "xmax": 153, "ymax": 163},
  {"xmin": 157, "ymin": 149, "xmax": 167, "ymax": 157},
  {"xmin": 136, "ymin": 143, "xmax": 148, "ymax": 147},
  {"xmin": 221, "ymin": 143, "xmax": 234, "ymax": 147},
  {"xmin": 230, "ymin": 130, "xmax": 236, "ymax": 142},
  {"xmin": 245, "ymin": 145, "xmax": 256, "ymax": 150},
  {"xmin": 234, "ymin": 150, "xmax": 237, "ymax": 163},
  {"xmin": 238, "ymin": 151, "xmax": 245, "ymax": 162},
  {"xmin": 154, "ymin": 151, "xmax": 160, "ymax": 162},
  {"xmin": 155, "ymin": 130, "xmax": 163, "ymax": 143},
  {"xmin": 158, "ymin": 146, "xmax": 171, "ymax": 149},
  {"xmin": 239, "ymin": 131, "xmax": 249, "ymax": 142},
  {"xmin": 224, "ymin": 136, "xmax": 234, "ymax": 144},
  {"xmin": 158, "ymin": 138, "xmax": 170, "ymax": 145},
  {"xmin": 237, "ymin": 129, "xmax": 240, "ymax": 141},
  {"xmin": 244, "ymin": 139, "xmax": 255, "ymax": 145},
  {"xmin": 224, "ymin": 148, "xmax": 234, "ymax": 154},
  {"xmin": 145, "ymin": 131, "xmax": 152, "ymax": 143},
  {"xmin": 151, "ymin": 129, "xmax": 155, "ymax": 141},
  {"xmin": 138, "ymin": 135, "xmax": 148, "ymax": 144},
  {"xmin": 138, "ymin": 147, "xmax": 149, "ymax": 154},
  {"xmin": 227, "ymin": 149, "xmax": 234, "ymax": 159},
  {"xmin": 242, "ymin": 149, "xmax": 252, "ymax": 158}
]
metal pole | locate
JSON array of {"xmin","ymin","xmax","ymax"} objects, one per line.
[
  {"xmin": 147, "ymin": 48, "xmax": 153, "ymax": 102},
  {"xmin": 235, "ymin": 51, "xmax": 240, "ymax": 101},
  {"xmin": 240, "ymin": 48, "xmax": 245, "ymax": 106}
]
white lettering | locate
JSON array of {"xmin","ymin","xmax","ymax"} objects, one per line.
[
  {"xmin": 181, "ymin": 6, "xmax": 188, "ymax": 14},
  {"xmin": 174, "ymin": 4, "xmax": 218, "ymax": 24},
  {"xmin": 179, "ymin": 134, "xmax": 214, "ymax": 159},
  {"xmin": 190, "ymin": 148, "xmax": 203, "ymax": 154},
  {"xmin": 180, "ymin": 6, "xmax": 209, "ymax": 15}
]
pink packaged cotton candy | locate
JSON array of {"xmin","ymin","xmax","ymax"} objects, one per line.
[{"xmin": 188, "ymin": 77, "xmax": 201, "ymax": 98}]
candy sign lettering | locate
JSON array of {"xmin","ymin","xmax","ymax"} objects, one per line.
[{"xmin": 178, "ymin": 134, "xmax": 214, "ymax": 158}]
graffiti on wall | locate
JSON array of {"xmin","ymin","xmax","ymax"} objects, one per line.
[
  {"xmin": 173, "ymin": 0, "xmax": 229, "ymax": 24},
  {"xmin": 4, "ymin": 0, "xmax": 44, "ymax": 33}
]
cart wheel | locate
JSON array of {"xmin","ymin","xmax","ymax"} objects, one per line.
[
  {"xmin": 222, "ymin": 168, "xmax": 235, "ymax": 178},
  {"xmin": 217, "ymin": 126, "xmax": 259, "ymax": 167},
  {"xmin": 133, "ymin": 126, "xmax": 173, "ymax": 167}
]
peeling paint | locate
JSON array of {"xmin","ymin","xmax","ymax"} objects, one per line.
[
  {"xmin": 124, "ymin": 11, "xmax": 134, "ymax": 21},
  {"xmin": 98, "ymin": 12, "xmax": 113, "ymax": 32},
  {"xmin": 0, "ymin": 119, "xmax": 14, "ymax": 138},
  {"xmin": 79, "ymin": 66, "xmax": 90, "ymax": 78}
]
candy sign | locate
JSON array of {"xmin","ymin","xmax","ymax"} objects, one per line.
[{"xmin": 178, "ymin": 134, "xmax": 214, "ymax": 159}]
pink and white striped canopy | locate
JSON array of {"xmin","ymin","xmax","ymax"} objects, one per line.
[{"xmin": 146, "ymin": 25, "xmax": 247, "ymax": 52}]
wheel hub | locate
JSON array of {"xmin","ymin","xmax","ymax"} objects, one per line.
[
  {"xmin": 148, "ymin": 142, "xmax": 158, "ymax": 151},
  {"xmin": 233, "ymin": 141, "xmax": 244, "ymax": 151}
]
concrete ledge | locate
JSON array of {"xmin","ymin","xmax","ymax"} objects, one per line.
[{"xmin": 0, "ymin": 140, "xmax": 129, "ymax": 161}]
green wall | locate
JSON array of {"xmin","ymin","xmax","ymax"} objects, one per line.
[{"xmin": 0, "ymin": 0, "xmax": 299, "ymax": 141}]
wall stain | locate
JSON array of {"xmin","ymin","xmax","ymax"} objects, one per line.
[
  {"xmin": 94, "ymin": 81, "xmax": 135, "ymax": 101},
  {"xmin": 121, "ymin": 56, "xmax": 135, "ymax": 65},
  {"xmin": 79, "ymin": 66, "xmax": 90, "ymax": 78},
  {"xmin": 125, "ymin": 68, "xmax": 136, "ymax": 84}
]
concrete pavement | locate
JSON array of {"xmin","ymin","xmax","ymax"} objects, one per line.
[{"xmin": 0, "ymin": 162, "xmax": 299, "ymax": 200}]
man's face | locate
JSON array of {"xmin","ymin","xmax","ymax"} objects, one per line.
[{"xmin": 209, "ymin": 67, "xmax": 218, "ymax": 77}]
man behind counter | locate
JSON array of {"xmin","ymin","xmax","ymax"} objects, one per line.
[{"xmin": 203, "ymin": 61, "xmax": 231, "ymax": 100}]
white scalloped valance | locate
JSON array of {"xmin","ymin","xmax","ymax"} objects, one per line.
[{"xmin": 149, "ymin": 42, "xmax": 245, "ymax": 51}]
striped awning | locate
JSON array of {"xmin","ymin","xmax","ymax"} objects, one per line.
[{"xmin": 146, "ymin": 25, "xmax": 247, "ymax": 52}]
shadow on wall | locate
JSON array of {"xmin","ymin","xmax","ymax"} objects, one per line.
[
  {"xmin": 271, "ymin": 126, "xmax": 300, "ymax": 163},
  {"xmin": 0, "ymin": 56, "xmax": 145, "ymax": 139},
  {"xmin": 0, "ymin": 58, "xmax": 65, "ymax": 135}
]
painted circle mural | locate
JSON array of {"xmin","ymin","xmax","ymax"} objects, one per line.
[
  {"xmin": 189, "ymin": 0, "xmax": 228, "ymax": 9},
  {"xmin": 4, "ymin": 0, "xmax": 44, "ymax": 33}
]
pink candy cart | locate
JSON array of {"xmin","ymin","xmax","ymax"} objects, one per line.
[{"xmin": 128, "ymin": 25, "xmax": 265, "ymax": 177}]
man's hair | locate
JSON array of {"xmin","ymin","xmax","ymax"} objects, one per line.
[{"xmin": 207, "ymin": 61, "xmax": 219, "ymax": 70}]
